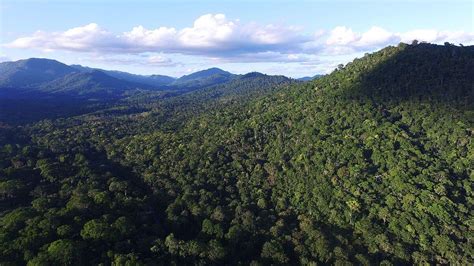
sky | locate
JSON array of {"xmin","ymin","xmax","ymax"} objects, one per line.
[{"xmin": 0, "ymin": 0, "xmax": 473, "ymax": 78}]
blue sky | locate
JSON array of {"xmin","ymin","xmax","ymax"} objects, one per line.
[{"xmin": 1, "ymin": 0, "xmax": 473, "ymax": 77}]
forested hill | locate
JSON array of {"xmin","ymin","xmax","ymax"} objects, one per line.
[
  {"xmin": 334, "ymin": 42, "xmax": 474, "ymax": 106},
  {"xmin": 38, "ymin": 70, "xmax": 153, "ymax": 97},
  {"xmin": 0, "ymin": 43, "xmax": 473, "ymax": 265},
  {"xmin": 0, "ymin": 58, "xmax": 76, "ymax": 87},
  {"xmin": 0, "ymin": 58, "xmax": 293, "ymax": 124}
]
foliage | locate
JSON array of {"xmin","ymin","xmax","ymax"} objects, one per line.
[{"xmin": 0, "ymin": 43, "xmax": 473, "ymax": 265}]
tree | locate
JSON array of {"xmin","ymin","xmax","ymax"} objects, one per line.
[
  {"xmin": 46, "ymin": 239, "xmax": 83, "ymax": 265},
  {"xmin": 261, "ymin": 240, "xmax": 289, "ymax": 264},
  {"xmin": 80, "ymin": 219, "xmax": 114, "ymax": 241}
]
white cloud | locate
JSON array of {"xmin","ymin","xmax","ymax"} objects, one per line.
[
  {"xmin": 4, "ymin": 14, "xmax": 474, "ymax": 71},
  {"xmin": 178, "ymin": 14, "xmax": 234, "ymax": 48},
  {"xmin": 400, "ymin": 29, "xmax": 474, "ymax": 44},
  {"xmin": 124, "ymin": 25, "xmax": 177, "ymax": 48},
  {"xmin": 400, "ymin": 29, "xmax": 438, "ymax": 43},
  {"xmin": 146, "ymin": 55, "xmax": 181, "ymax": 67},
  {"xmin": 326, "ymin": 26, "xmax": 359, "ymax": 46},
  {"xmin": 357, "ymin": 26, "xmax": 398, "ymax": 47},
  {"xmin": 6, "ymin": 14, "xmax": 304, "ymax": 56},
  {"xmin": 83, "ymin": 54, "xmax": 181, "ymax": 68},
  {"xmin": 321, "ymin": 26, "xmax": 474, "ymax": 55},
  {"xmin": 324, "ymin": 26, "xmax": 398, "ymax": 55},
  {"xmin": 210, "ymin": 51, "xmax": 316, "ymax": 64},
  {"xmin": 8, "ymin": 23, "xmax": 115, "ymax": 52}
]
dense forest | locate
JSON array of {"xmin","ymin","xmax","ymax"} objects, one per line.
[{"xmin": 0, "ymin": 42, "xmax": 473, "ymax": 265}]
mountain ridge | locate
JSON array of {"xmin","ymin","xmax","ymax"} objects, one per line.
[
  {"xmin": 0, "ymin": 59, "xmax": 235, "ymax": 97},
  {"xmin": 0, "ymin": 58, "xmax": 77, "ymax": 87},
  {"xmin": 71, "ymin": 64, "xmax": 177, "ymax": 87},
  {"xmin": 0, "ymin": 59, "xmax": 277, "ymax": 96},
  {"xmin": 37, "ymin": 70, "xmax": 155, "ymax": 97}
]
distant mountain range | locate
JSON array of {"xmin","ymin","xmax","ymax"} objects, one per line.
[
  {"xmin": 38, "ymin": 70, "xmax": 153, "ymax": 97},
  {"xmin": 0, "ymin": 58, "xmax": 323, "ymax": 98},
  {"xmin": 70, "ymin": 65, "xmax": 176, "ymax": 87},
  {"xmin": 296, "ymin": 74, "xmax": 324, "ymax": 81},
  {"xmin": 0, "ymin": 58, "xmax": 321, "ymax": 99}
]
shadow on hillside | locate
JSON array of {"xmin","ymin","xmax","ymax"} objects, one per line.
[
  {"xmin": 339, "ymin": 43, "xmax": 474, "ymax": 124},
  {"xmin": 0, "ymin": 88, "xmax": 114, "ymax": 125}
]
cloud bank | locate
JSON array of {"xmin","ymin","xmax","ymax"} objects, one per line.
[
  {"xmin": 5, "ymin": 13, "xmax": 474, "ymax": 67},
  {"xmin": 8, "ymin": 14, "xmax": 306, "ymax": 57}
]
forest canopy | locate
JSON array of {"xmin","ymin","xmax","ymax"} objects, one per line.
[{"xmin": 0, "ymin": 43, "xmax": 473, "ymax": 265}]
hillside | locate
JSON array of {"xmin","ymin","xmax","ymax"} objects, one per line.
[
  {"xmin": 170, "ymin": 68, "xmax": 236, "ymax": 90},
  {"xmin": 0, "ymin": 61, "xmax": 237, "ymax": 100},
  {"xmin": 174, "ymin": 67, "xmax": 234, "ymax": 83},
  {"xmin": 38, "ymin": 70, "xmax": 151, "ymax": 97},
  {"xmin": 0, "ymin": 62, "xmax": 264, "ymax": 124},
  {"xmin": 0, "ymin": 43, "xmax": 472, "ymax": 265},
  {"xmin": 0, "ymin": 58, "xmax": 77, "ymax": 87},
  {"xmin": 71, "ymin": 65, "xmax": 176, "ymax": 87}
]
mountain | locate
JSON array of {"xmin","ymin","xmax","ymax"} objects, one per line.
[
  {"xmin": 154, "ymin": 72, "xmax": 293, "ymax": 120},
  {"xmin": 174, "ymin": 67, "xmax": 234, "ymax": 83},
  {"xmin": 171, "ymin": 67, "xmax": 236, "ymax": 89},
  {"xmin": 102, "ymin": 43, "xmax": 470, "ymax": 264},
  {"xmin": 297, "ymin": 74, "xmax": 324, "ymax": 81},
  {"xmin": 0, "ymin": 43, "xmax": 472, "ymax": 265},
  {"xmin": 240, "ymin": 72, "xmax": 268, "ymax": 79},
  {"xmin": 0, "ymin": 59, "xmax": 239, "ymax": 96},
  {"xmin": 0, "ymin": 59, "xmax": 239, "ymax": 95},
  {"xmin": 0, "ymin": 58, "xmax": 77, "ymax": 87},
  {"xmin": 38, "ymin": 70, "xmax": 152, "ymax": 97},
  {"xmin": 0, "ymin": 65, "xmax": 291, "ymax": 124},
  {"xmin": 147, "ymin": 74, "xmax": 176, "ymax": 86},
  {"xmin": 71, "ymin": 65, "xmax": 176, "ymax": 87},
  {"xmin": 70, "ymin": 66, "xmax": 239, "ymax": 91}
]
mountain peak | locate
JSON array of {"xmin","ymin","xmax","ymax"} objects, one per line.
[
  {"xmin": 0, "ymin": 58, "xmax": 77, "ymax": 87},
  {"xmin": 177, "ymin": 68, "xmax": 233, "ymax": 82},
  {"xmin": 38, "ymin": 69, "xmax": 153, "ymax": 97},
  {"xmin": 241, "ymin": 72, "xmax": 266, "ymax": 79},
  {"xmin": 297, "ymin": 74, "xmax": 324, "ymax": 81},
  {"xmin": 314, "ymin": 43, "xmax": 474, "ymax": 109},
  {"xmin": 207, "ymin": 67, "xmax": 228, "ymax": 72},
  {"xmin": 19, "ymin": 57, "xmax": 64, "ymax": 65}
]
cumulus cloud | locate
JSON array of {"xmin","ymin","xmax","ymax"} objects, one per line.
[
  {"xmin": 9, "ymin": 23, "xmax": 119, "ymax": 52},
  {"xmin": 178, "ymin": 14, "xmax": 234, "ymax": 48},
  {"xmin": 326, "ymin": 26, "xmax": 358, "ymax": 46},
  {"xmin": 400, "ymin": 29, "xmax": 474, "ymax": 44},
  {"xmin": 6, "ymin": 14, "xmax": 305, "ymax": 56},
  {"xmin": 358, "ymin": 27, "xmax": 398, "ymax": 47},
  {"xmin": 326, "ymin": 26, "xmax": 397, "ymax": 48},
  {"xmin": 82, "ymin": 53, "xmax": 182, "ymax": 68},
  {"xmin": 322, "ymin": 26, "xmax": 474, "ymax": 55},
  {"xmin": 124, "ymin": 25, "xmax": 177, "ymax": 49},
  {"xmin": 146, "ymin": 55, "xmax": 182, "ymax": 67},
  {"xmin": 5, "ymin": 13, "xmax": 474, "ymax": 66},
  {"xmin": 209, "ymin": 51, "xmax": 316, "ymax": 64}
]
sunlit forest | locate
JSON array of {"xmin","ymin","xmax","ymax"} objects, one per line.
[{"xmin": 0, "ymin": 42, "xmax": 473, "ymax": 265}]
